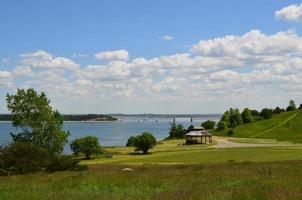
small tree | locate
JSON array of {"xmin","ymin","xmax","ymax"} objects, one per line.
[
  {"xmin": 186, "ymin": 125, "xmax": 194, "ymax": 133},
  {"xmin": 216, "ymin": 121, "xmax": 228, "ymax": 131},
  {"xmin": 251, "ymin": 110, "xmax": 260, "ymax": 116},
  {"xmin": 286, "ymin": 100, "xmax": 296, "ymax": 111},
  {"xmin": 201, "ymin": 120, "xmax": 216, "ymax": 129},
  {"xmin": 229, "ymin": 108, "xmax": 242, "ymax": 127},
  {"xmin": 168, "ymin": 123, "xmax": 186, "ymax": 138},
  {"xmin": 6, "ymin": 88, "xmax": 69, "ymax": 154},
  {"xmin": 126, "ymin": 136, "xmax": 137, "ymax": 147},
  {"xmin": 274, "ymin": 106, "xmax": 283, "ymax": 114},
  {"xmin": 260, "ymin": 108, "xmax": 274, "ymax": 119},
  {"xmin": 241, "ymin": 108, "xmax": 253, "ymax": 124},
  {"xmin": 70, "ymin": 136, "xmax": 101, "ymax": 159},
  {"xmin": 133, "ymin": 132, "xmax": 156, "ymax": 154}
]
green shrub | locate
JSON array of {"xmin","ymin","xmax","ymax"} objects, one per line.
[
  {"xmin": 201, "ymin": 120, "xmax": 216, "ymax": 129},
  {"xmin": 46, "ymin": 155, "xmax": 86, "ymax": 172},
  {"xmin": 168, "ymin": 123, "xmax": 187, "ymax": 138},
  {"xmin": 0, "ymin": 142, "xmax": 48, "ymax": 175},
  {"xmin": 134, "ymin": 132, "xmax": 156, "ymax": 154},
  {"xmin": 227, "ymin": 130, "xmax": 234, "ymax": 136},
  {"xmin": 126, "ymin": 136, "xmax": 137, "ymax": 147},
  {"xmin": 216, "ymin": 121, "xmax": 228, "ymax": 131},
  {"xmin": 70, "ymin": 136, "xmax": 101, "ymax": 159},
  {"xmin": 260, "ymin": 108, "xmax": 274, "ymax": 119}
]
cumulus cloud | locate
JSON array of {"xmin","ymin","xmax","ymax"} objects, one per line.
[
  {"xmin": 95, "ymin": 49, "xmax": 129, "ymax": 61},
  {"xmin": 3, "ymin": 29, "xmax": 302, "ymax": 112},
  {"xmin": 275, "ymin": 3, "xmax": 302, "ymax": 21},
  {"xmin": 161, "ymin": 35, "xmax": 173, "ymax": 41},
  {"xmin": 0, "ymin": 70, "xmax": 13, "ymax": 87},
  {"xmin": 21, "ymin": 50, "xmax": 79, "ymax": 70}
]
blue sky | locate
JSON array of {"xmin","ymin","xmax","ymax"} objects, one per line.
[{"xmin": 0, "ymin": 0, "xmax": 302, "ymax": 114}]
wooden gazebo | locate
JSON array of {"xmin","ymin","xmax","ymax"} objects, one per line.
[{"xmin": 185, "ymin": 126, "xmax": 212, "ymax": 145}]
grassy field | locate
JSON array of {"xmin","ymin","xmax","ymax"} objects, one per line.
[
  {"xmin": 1, "ymin": 161, "xmax": 302, "ymax": 199},
  {"xmin": 214, "ymin": 110, "xmax": 302, "ymax": 142},
  {"xmin": 3, "ymin": 110, "xmax": 302, "ymax": 200}
]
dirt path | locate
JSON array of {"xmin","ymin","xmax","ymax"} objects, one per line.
[{"xmin": 213, "ymin": 137, "xmax": 290, "ymax": 148}]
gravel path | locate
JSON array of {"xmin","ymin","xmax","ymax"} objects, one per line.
[{"xmin": 213, "ymin": 137, "xmax": 289, "ymax": 148}]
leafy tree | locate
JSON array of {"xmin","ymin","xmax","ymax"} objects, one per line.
[
  {"xmin": 201, "ymin": 120, "xmax": 216, "ymax": 129},
  {"xmin": 299, "ymin": 104, "xmax": 302, "ymax": 110},
  {"xmin": 133, "ymin": 132, "xmax": 156, "ymax": 154},
  {"xmin": 186, "ymin": 125, "xmax": 194, "ymax": 133},
  {"xmin": 241, "ymin": 108, "xmax": 253, "ymax": 124},
  {"xmin": 6, "ymin": 88, "xmax": 69, "ymax": 154},
  {"xmin": 220, "ymin": 111, "xmax": 230, "ymax": 127},
  {"xmin": 126, "ymin": 136, "xmax": 137, "ymax": 147},
  {"xmin": 229, "ymin": 108, "xmax": 242, "ymax": 127},
  {"xmin": 274, "ymin": 106, "xmax": 283, "ymax": 114},
  {"xmin": 216, "ymin": 121, "xmax": 228, "ymax": 131},
  {"xmin": 260, "ymin": 108, "xmax": 274, "ymax": 119},
  {"xmin": 251, "ymin": 110, "xmax": 260, "ymax": 116},
  {"xmin": 286, "ymin": 99, "xmax": 296, "ymax": 111},
  {"xmin": 168, "ymin": 123, "xmax": 187, "ymax": 138},
  {"xmin": 70, "ymin": 136, "xmax": 101, "ymax": 159}
]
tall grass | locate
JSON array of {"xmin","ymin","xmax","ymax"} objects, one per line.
[{"xmin": 1, "ymin": 161, "xmax": 302, "ymax": 199}]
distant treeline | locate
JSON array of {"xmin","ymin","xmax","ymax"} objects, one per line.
[{"xmin": 0, "ymin": 114, "xmax": 117, "ymax": 121}]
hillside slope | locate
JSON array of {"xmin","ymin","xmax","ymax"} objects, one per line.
[{"xmin": 214, "ymin": 110, "xmax": 302, "ymax": 142}]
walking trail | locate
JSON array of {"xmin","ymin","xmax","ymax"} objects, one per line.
[{"xmin": 213, "ymin": 137, "xmax": 294, "ymax": 149}]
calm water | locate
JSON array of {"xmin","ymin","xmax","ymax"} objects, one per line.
[{"xmin": 0, "ymin": 116, "xmax": 220, "ymax": 152}]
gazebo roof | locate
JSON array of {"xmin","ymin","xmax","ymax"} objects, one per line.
[
  {"xmin": 185, "ymin": 130, "xmax": 211, "ymax": 136},
  {"xmin": 193, "ymin": 126, "xmax": 205, "ymax": 130}
]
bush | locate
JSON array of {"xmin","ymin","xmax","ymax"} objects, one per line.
[
  {"xmin": 201, "ymin": 120, "xmax": 216, "ymax": 129},
  {"xmin": 70, "ymin": 136, "xmax": 101, "ymax": 159},
  {"xmin": 274, "ymin": 106, "xmax": 284, "ymax": 114},
  {"xmin": 286, "ymin": 99, "xmax": 296, "ymax": 112},
  {"xmin": 216, "ymin": 121, "xmax": 228, "ymax": 131},
  {"xmin": 186, "ymin": 125, "xmax": 194, "ymax": 133},
  {"xmin": 46, "ymin": 155, "xmax": 86, "ymax": 172},
  {"xmin": 260, "ymin": 108, "xmax": 274, "ymax": 119},
  {"xmin": 0, "ymin": 142, "xmax": 48, "ymax": 175},
  {"xmin": 227, "ymin": 130, "xmax": 234, "ymax": 136},
  {"xmin": 134, "ymin": 132, "xmax": 156, "ymax": 154},
  {"xmin": 241, "ymin": 108, "xmax": 253, "ymax": 124},
  {"xmin": 251, "ymin": 110, "xmax": 260, "ymax": 116},
  {"xmin": 126, "ymin": 136, "xmax": 137, "ymax": 147},
  {"xmin": 168, "ymin": 123, "xmax": 187, "ymax": 138}
]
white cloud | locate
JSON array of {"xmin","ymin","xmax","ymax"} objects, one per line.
[
  {"xmin": 95, "ymin": 49, "xmax": 129, "ymax": 61},
  {"xmin": 275, "ymin": 3, "xmax": 302, "ymax": 21},
  {"xmin": 0, "ymin": 70, "xmax": 12, "ymax": 87},
  {"xmin": 3, "ymin": 29, "xmax": 302, "ymax": 112},
  {"xmin": 161, "ymin": 35, "xmax": 173, "ymax": 41},
  {"xmin": 21, "ymin": 50, "xmax": 79, "ymax": 70}
]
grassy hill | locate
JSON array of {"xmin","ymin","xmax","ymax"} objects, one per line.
[{"xmin": 214, "ymin": 110, "xmax": 302, "ymax": 142}]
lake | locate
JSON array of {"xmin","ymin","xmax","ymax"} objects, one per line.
[{"xmin": 0, "ymin": 115, "xmax": 220, "ymax": 152}]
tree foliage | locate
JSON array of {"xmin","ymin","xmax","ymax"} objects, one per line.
[
  {"xmin": 241, "ymin": 108, "xmax": 253, "ymax": 124},
  {"xmin": 201, "ymin": 120, "xmax": 216, "ymax": 129},
  {"xmin": 286, "ymin": 99, "xmax": 296, "ymax": 111},
  {"xmin": 133, "ymin": 132, "xmax": 156, "ymax": 154},
  {"xmin": 260, "ymin": 108, "xmax": 274, "ymax": 119},
  {"xmin": 126, "ymin": 136, "xmax": 137, "ymax": 147},
  {"xmin": 6, "ymin": 88, "xmax": 69, "ymax": 154},
  {"xmin": 70, "ymin": 136, "xmax": 101, "ymax": 159},
  {"xmin": 168, "ymin": 123, "xmax": 187, "ymax": 138}
]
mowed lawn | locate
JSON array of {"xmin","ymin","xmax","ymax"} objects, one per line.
[
  {"xmin": 83, "ymin": 138, "xmax": 302, "ymax": 165},
  {"xmin": 1, "ymin": 161, "xmax": 302, "ymax": 200}
]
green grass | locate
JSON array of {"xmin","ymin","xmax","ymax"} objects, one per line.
[
  {"xmin": 214, "ymin": 110, "xmax": 302, "ymax": 142},
  {"xmin": 1, "ymin": 161, "xmax": 302, "ymax": 199}
]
